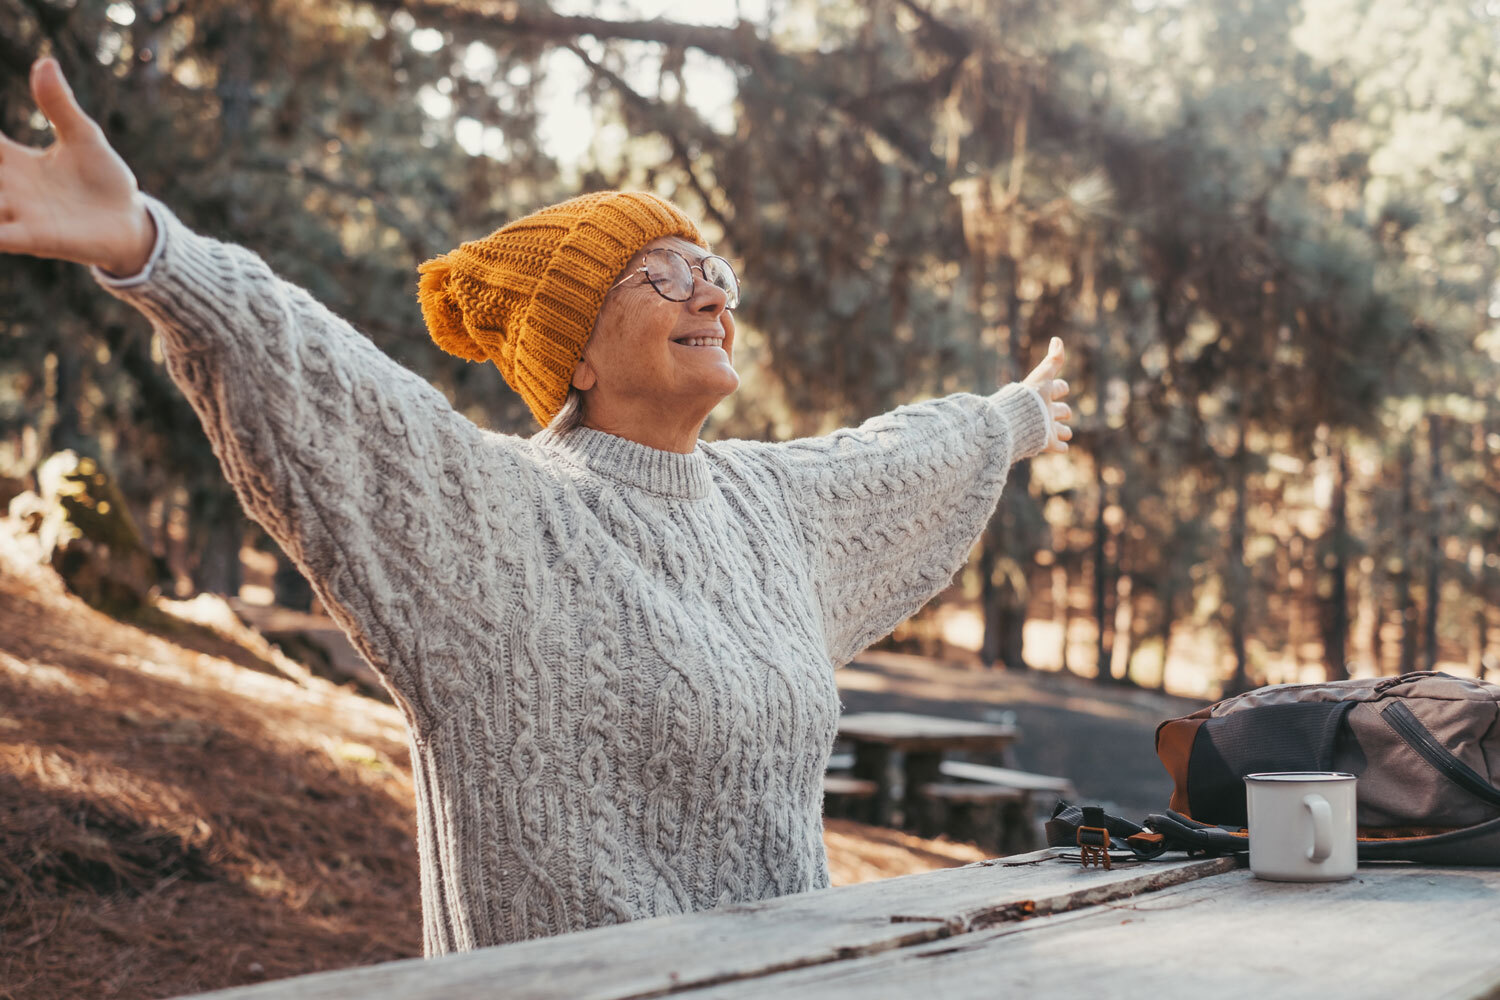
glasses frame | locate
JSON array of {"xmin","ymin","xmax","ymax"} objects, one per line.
[{"xmin": 611, "ymin": 247, "xmax": 740, "ymax": 309}]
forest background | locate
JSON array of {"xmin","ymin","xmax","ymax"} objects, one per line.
[{"xmin": 2, "ymin": 0, "xmax": 1498, "ymax": 699}]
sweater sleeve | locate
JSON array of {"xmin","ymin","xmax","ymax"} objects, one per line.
[
  {"xmin": 92, "ymin": 196, "xmax": 523, "ymax": 726},
  {"xmin": 734, "ymin": 385, "xmax": 1050, "ymax": 667}
]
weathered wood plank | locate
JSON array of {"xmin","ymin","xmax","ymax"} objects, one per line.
[
  {"xmin": 822, "ymin": 774, "xmax": 878, "ymax": 797},
  {"xmin": 837, "ymin": 712, "xmax": 1019, "ymax": 752},
  {"xmin": 684, "ymin": 865, "xmax": 1500, "ymax": 999},
  {"xmin": 176, "ymin": 852, "xmax": 1237, "ymax": 1000},
  {"xmin": 919, "ymin": 782, "xmax": 1025, "ymax": 804},
  {"xmin": 937, "ymin": 759, "xmax": 1076, "ymax": 797}
]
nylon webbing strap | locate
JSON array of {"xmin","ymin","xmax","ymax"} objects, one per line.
[{"xmin": 1045, "ymin": 802, "xmax": 1249, "ymax": 861}]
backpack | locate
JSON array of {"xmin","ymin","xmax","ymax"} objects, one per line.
[{"xmin": 1048, "ymin": 671, "xmax": 1500, "ymax": 864}]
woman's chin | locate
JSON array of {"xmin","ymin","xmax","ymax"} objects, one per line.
[
  {"xmin": 714, "ymin": 360, "xmax": 740, "ymax": 390},
  {"xmin": 673, "ymin": 351, "xmax": 738, "ymax": 385},
  {"xmin": 697, "ymin": 364, "xmax": 740, "ymax": 400}
]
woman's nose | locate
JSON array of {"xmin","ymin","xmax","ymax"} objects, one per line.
[{"xmin": 689, "ymin": 276, "xmax": 729, "ymax": 315}]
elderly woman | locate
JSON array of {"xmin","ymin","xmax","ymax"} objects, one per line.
[{"xmin": 2, "ymin": 60, "xmax": 1073, "ymax": 953}]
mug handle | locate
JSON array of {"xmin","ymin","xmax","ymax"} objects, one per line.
[{"xmin": 1303, "ymin": 794, "xmax": 1333, "ymax": 862}]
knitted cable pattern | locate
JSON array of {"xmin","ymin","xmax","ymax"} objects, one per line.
[{"xmin": 93, "ymin": 196, "xmax": 1050, "ymax": 953}]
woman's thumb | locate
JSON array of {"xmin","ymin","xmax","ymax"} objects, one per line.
[{"xmin": 31, "ymin": 58, "xmax": 99, "ymax": 144}]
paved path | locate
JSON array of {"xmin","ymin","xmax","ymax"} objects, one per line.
[{"xmin": 839, "ymin": 651, "xmax": 1210, "ymax": 820}]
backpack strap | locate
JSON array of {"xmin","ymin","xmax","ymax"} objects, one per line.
[
  {"xmin": 1045, "ymin": 802, "xmax": 1147, "ymax": 852},
  {"xmin": 1046, "ymin": 802, "xmax": 1249, "ymax": 861},
  {"xmin": 1144, "ymin": 809, "xmax": 1250, "ymax": 857}
]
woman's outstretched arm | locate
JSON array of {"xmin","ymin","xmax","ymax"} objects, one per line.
[
  {"xmin": 720, "ymin": 342, "xmax": 1071, "ymax": 668},
  {"xmin": 1, "ymin": 59, "xmax": 524, "ymax": 727}
]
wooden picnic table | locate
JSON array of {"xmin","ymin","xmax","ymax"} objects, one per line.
[
  {"xmin": 177, "ymin": 850, "xmax": 1500, "ymax": 999},
  {"xmin": 836, "ymin": 711, "xmax": 1020, "ymax": 829}
]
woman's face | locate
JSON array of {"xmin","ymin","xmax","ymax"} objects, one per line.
[{"xmin": 577, "ymin": 235, "xmax": 739, "ymax": 413}]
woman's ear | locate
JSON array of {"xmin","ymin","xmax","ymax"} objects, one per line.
[{"xmin": 572, "ymin": 356, "xmax": 597, "ymax": 391}]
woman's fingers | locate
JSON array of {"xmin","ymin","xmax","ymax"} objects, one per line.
[
  {"xmin": 1023, "ymin": 337, "xmax": 1068, "ymax": 390},
  {"xmin": 30, "ymin": 58, "xmax": 100, "ymax": 145},
  {"xmin": 1034, "ymin": 346, "xmax": 1064, "ymax": 382},
  {"xmin": 1047, "ymin": 400, "xmax": 1073, "ymax": 454},
  {"xmin": 1043, "ymin": 337, "xmax": 1066, "ymax": 376}
]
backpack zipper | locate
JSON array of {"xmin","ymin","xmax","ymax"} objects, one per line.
[{"xmin": 1380, "ymin": 701, "xmax": 1500, "ymax": 811}]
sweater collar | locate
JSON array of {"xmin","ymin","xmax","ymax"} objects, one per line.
[{"xmin": 532, "ymin": 426, "xmax": 714, "ymax": 500}]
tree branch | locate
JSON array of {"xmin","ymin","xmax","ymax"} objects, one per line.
[
  {"xmin": 893, "ymin": 0, "xmax": 970, "ymax": 58},
  {"xmin": 371, "ymin": 0, "xmax": 947, "ymax": 175},
  {"xmin": 564, "ymin": 42, "xmax": 735, "ymax": 238}
]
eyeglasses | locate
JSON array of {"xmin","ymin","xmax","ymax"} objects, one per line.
[{"xmin": 613, "ymin": 248, "xmax": 741, "ymax": 309}]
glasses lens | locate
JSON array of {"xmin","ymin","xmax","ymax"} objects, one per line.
[
  {"xmin": 701, "ymin": 256, "xmax": 740, "ymax": 308},
  {"xmin": 643, "ymin": 249, "xmax": 693, "ymax": 300}
]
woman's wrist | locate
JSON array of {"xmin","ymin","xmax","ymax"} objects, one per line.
[{"xmin": 95, "ymin": 197, "xmax": 158, "ymax": 278}]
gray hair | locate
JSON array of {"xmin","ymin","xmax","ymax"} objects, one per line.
[{"xmin": 547, "ymin": 387, "xmax": 587, "ymax": 435}]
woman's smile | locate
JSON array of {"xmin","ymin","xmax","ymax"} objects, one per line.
[{"xmin": 671, "ymin": 331, "xmax": 727, "ymax": 350}]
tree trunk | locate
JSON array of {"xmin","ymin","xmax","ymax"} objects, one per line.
[
  {"xmin": 1052, "ymin": 561, "xmax": 1071, "ymax": 673},
  {"xmin": 979, "ymin": 526, "xmax": 1000, "ymax": 668},
  {"xmin": 1397, "ymin": 442, "xmax": 1417, "ymax": 674},
  {"xmin": 994, "ymin": 463, "xmax": 1032, "ymax": 671},
  {"xmin": 190, "ymin": 491, "xmax": 244, "ymax": 596},
  {"xmin": 996, "ymin": 592, "xmax": 1027, "ymax": 670},
  {"xmin": 1423, "ymin": 416, "xmax": 1443, "ymax": 671},
  {"xmin": 979, "ymin": 516, "xmax": 1031, "ymax": 670},
  {"xmin": 1093, "ymin": 462, "xmax": 1114, "ymax": 684},
  {"xmin": 974, "ymin": 233, "xmax": 1034, "ymax": 671},
  {"xmin": 1155, "ymin": 584, "xmax": 1178, "ymax": 692},
  {"xmin": 1482, "ymin": 611, "xmax": 1494, "ymax": 689},
  {"xmin": 1113, "ymin": 573, "xmax": 1136, "ymax": 686},
  {"xmin": 1224, "ymin": 427, "xmax": 1252, "ymax": 695},
  {"xmin": 272, "ymin": 546, "xmax": 314, "ymax": 611},
  {"xmin": 220, "ymin": 6, "xmax": 254, "ymax": 151},
  {"xmin": 47, "ymin": 347, "xmax": 86, "ymax": 456},
  {"xmin": 1366, "ymin": 566, "xmax": 1385, "ymax": 675},
  {"xmin": 1474, "ymin": 609, "xmax": 1488, "ymax": 680},
  {"xmin": 1324, "ymin": 444, "xmax": 1350, "ymax": 681}
]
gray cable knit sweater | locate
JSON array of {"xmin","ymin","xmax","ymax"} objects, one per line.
[{"xmin": 93, "ymin": 197, "xmax": 1051, "ymax": 954}]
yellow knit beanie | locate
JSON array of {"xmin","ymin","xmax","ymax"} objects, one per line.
[{"xmin": 416, "ymin": 190, "xmax": 706, "ymax": 426}]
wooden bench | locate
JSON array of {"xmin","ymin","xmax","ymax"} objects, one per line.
[
  {"xmin": 927, "ymin": 761, "xmax": 1076, "ymax": 855},
  {"xmin": 832, "ymin": 752, "xmax": 1074, "ymax": 800},
  {"xmin": 915, "ymin": 781, "xmax": 1028, "ymax": 854},
  {"xmin": 827, "ymin": 749, "xmax": 1074, "ymax": 851},
  {"xmin": 822, "ymin": 774, "xmax": 878, "ymax": 820},
  {"xmin": 937, "ymin": 759, "xmax": 1076, "ymax": 800}
]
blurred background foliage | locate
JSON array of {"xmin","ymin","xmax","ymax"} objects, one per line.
[{"xmin": 1, "ymin": 0, "xmax": 1496, "ymax": 697}]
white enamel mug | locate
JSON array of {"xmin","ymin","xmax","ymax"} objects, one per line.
[{"xmin": 1244, "ymin": 772, "xmax": 1357, "ymax": 882}]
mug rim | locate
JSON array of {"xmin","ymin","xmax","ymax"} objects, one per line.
[{"xmin": 1244, "ymin": 771, "xmax": 1356, "ymax": 783}]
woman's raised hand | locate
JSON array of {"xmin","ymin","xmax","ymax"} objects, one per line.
[
  {"xmin": 1022, "ymin": 336, "xmax": 1073, "ymax": 454},
  {"xmin": 0, "ymin": 58, "xmax": 155, "ymax": 276}
]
